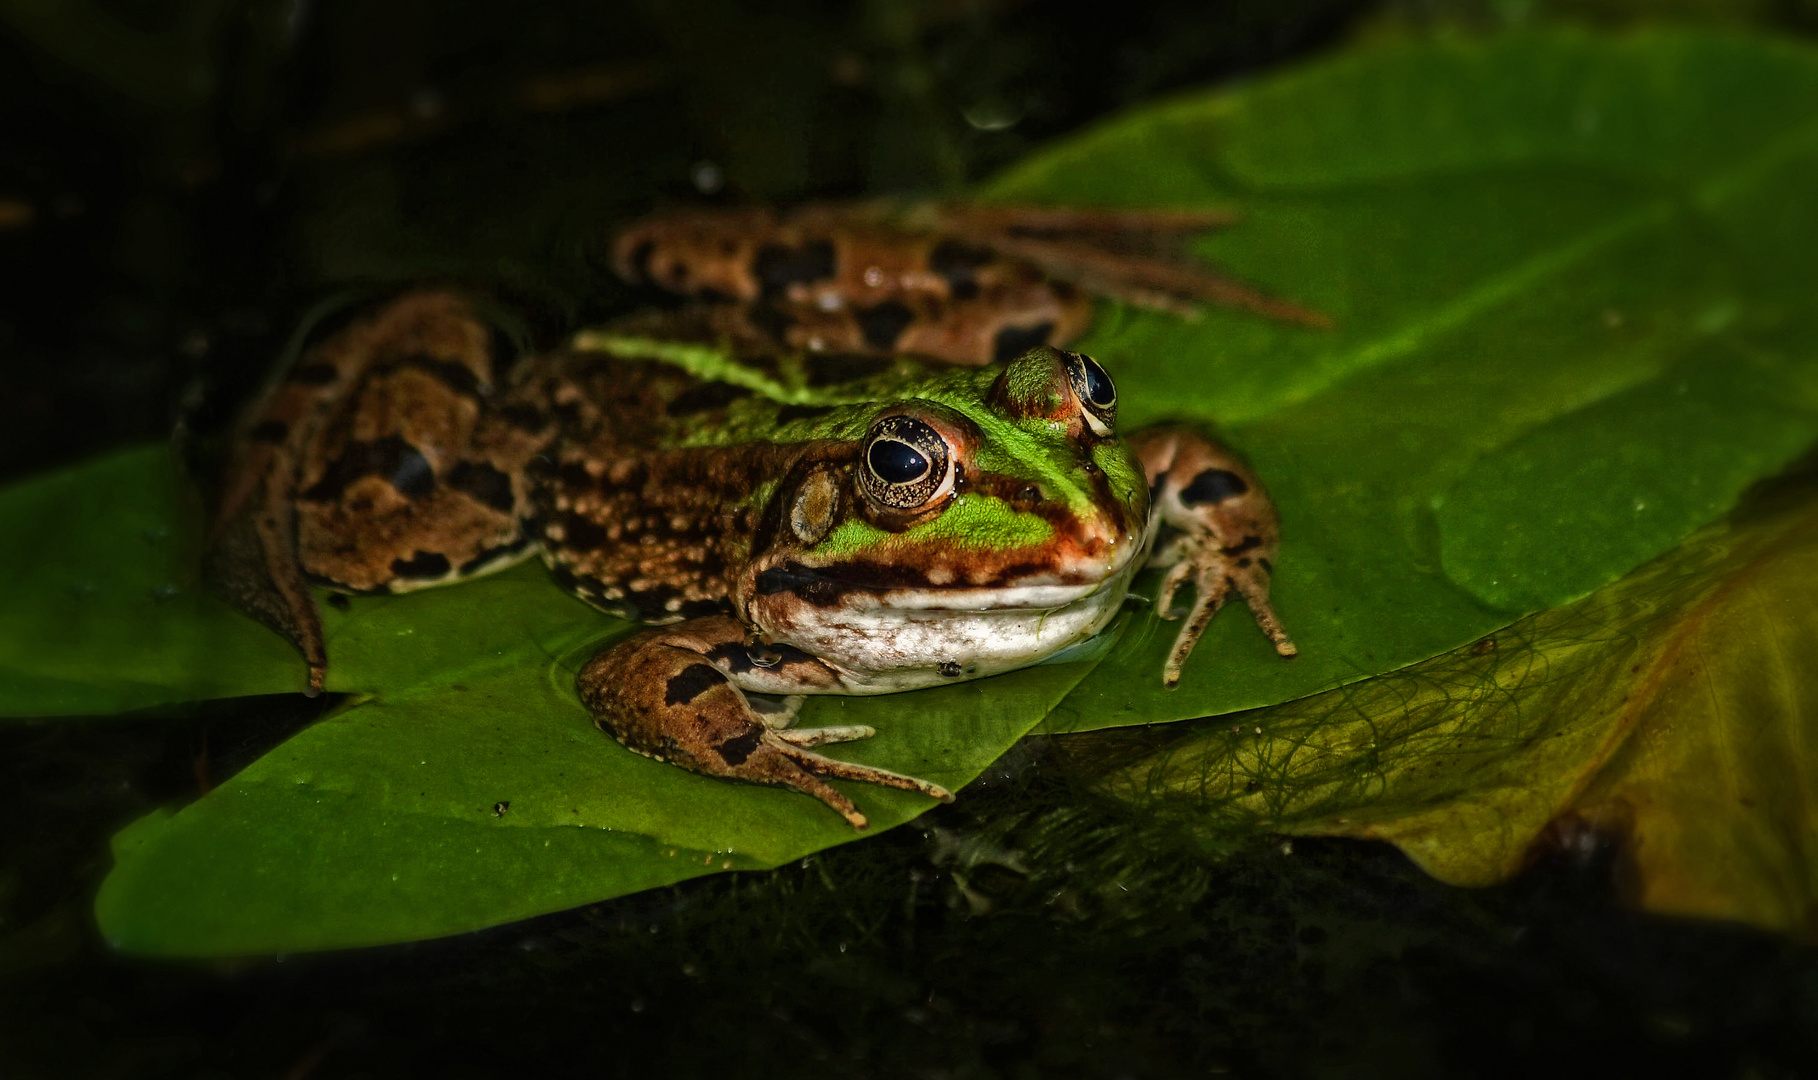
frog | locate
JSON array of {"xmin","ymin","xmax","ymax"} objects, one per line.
[{"xmin": 207, "ymin": 203, "xmax": 1306, "ymax": 828}]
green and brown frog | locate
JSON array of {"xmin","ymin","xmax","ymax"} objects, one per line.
[{"xmin": 208, "ymin": 203, "xmax": 1308, "ymax": 828}]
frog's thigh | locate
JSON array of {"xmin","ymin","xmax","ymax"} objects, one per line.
[
  {"xmin": 294, "ymin": 299, "xmax": 545, "ymax": 594},
  {"xmin": 297, "ymin": 463, "xmax": 532, "ymax": 593},
  {"xmin": 1127, "ymin": 427, "xmax": 1297, "ymax": 684},
  {"xmin": 576, "ymin": 616, "xmax": 951, "ymax": 829}
]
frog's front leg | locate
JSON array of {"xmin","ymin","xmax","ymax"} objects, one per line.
[
  {"xmin": 1129, "ymin": 427, "xmax": 1298, "ymax": 686},
  {"xmin": 576, "ymin": 615, "xmax": 952, "ymax": 829}
]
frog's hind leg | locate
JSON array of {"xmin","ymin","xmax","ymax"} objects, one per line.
[
  {"xmin": 1128, "ymin": 427, "xmax": 1297, "ymax": 687},
  {"xmin": 577, "ymin": 616, "xmax": 951, "ymax": 829},
  {"xmin": 925, "ymin": 204, "xmax": 1332, "ymax": 329},
  {"xmin": 208, "ymin": 289, "xmax": 547, "ymax": 694}
]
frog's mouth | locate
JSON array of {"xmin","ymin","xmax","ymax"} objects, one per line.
[{"xmin": 743, "ymin": 529, "xmax": 1150, "ymax": 693}]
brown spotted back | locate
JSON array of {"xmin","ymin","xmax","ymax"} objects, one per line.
[{"xmin": 522, "ymin": 350, "xmax": 838, "ymax": 625}]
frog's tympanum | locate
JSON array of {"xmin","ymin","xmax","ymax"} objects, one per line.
[{"xmin": 209, "ymin": 204, "xmax": 1306, "ymax": 828}]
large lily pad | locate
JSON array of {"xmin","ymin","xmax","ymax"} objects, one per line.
[
  {"xmin": 0, "ymin": 28, "xmax": 1813, "ymax": 954},
  {"xmin": 1106, "ymin": 476, "xmax": 1818, "ymax": 939}
]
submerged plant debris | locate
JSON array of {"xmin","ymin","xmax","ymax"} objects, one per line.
[{"xmin": 1109, "ymin": 471, "xmax": 1818, "ymax": 939}]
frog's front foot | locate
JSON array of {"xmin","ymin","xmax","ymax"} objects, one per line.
[
  {"xmin": 1153, "ymin": 537, "xmax": 1296, "ymax": 686},
  {"xmin": 576, "ymin": 619, "xmax": 952, "ymax": 829},
  {"xmin": 1130, "ymin": 427, "xmax": 1298, "ymax": 687}
]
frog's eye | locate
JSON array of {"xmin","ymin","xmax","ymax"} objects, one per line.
[
  {"xmin": 860, "ymin": 415, "xmax": 955, "ymax": 512},
  {"xmin": 1063, "ymin": 351, "xmax": 1117, "ymax": 437}
]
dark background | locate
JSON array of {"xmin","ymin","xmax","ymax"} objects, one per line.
[{"xmin": 3, "ymin": 1, "xmax": 1818, "ymax": 1076}]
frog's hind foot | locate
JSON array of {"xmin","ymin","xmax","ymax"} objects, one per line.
[
  {"xmin": 577, "ymin": 625, "xmax": 951, "ymax": 829},
  {"xmin": 204, "ymin": 497, "xmax": 327, "ymax": 695},
  {"xmin": 920, "ymin": 203, "xmax": 1332, "ymax": 329}
]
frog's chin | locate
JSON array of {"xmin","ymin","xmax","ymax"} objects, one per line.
[{"xmin": 746, "ymin": 536, "xmax": 1147, "ymax": 695}]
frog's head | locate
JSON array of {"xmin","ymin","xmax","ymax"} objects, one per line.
[{"xmin": 740, "ymin": 347, "xmax": 1153, "ymax": 687}]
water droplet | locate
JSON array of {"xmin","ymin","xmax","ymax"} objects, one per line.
[
  {"xmin": 690, "ymin": 160, "xmax": 724, "ymax": 194},
  {"xmin": 963, "ymin": 95, "xmax": 1024, "ymax": 132}
]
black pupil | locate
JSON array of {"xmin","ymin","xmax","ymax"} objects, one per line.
[
  {"xmin": 869, "ymin": 438, "xmax": 929, "ymax": 484},
  {"xmin": 1081, "ymin": 356, "xmax": 1115, "ymax": 407}
]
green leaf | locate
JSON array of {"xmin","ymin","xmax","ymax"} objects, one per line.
[
  {"xmin": 97, "ymin": 637, "xmax": 1097, "ymax": 955},
  {"xmin": 1105, "ymin": 481, "xmax": 1818, "ymax": 939},
  {"xmin": 0, "ymin": 447, "xmax": 299, "ymax": 714},
  {"xmin": 997, "ymin": 29, "xmax": 1818, "ymax": 730},
  {"xmin": 0, "ymin": 28, "xmax": 1814, "ymax": 953}
]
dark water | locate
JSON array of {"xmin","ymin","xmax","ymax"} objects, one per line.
[{"xmin": 3, "ymin": 2, "xmax": 1816, "ymax": 1075}]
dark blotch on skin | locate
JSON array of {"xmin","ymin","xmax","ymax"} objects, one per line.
[
  {"xmin": 754, "ymin": 240, "xmax": 837, "ymax": 297},
  {"xmin": 744, "ymin": 302, "xmax": 796, "ymax": 343},
  {"xmin": 938, "ymin": 660, "xmax": 963, "ymax": 678},
  {"xmin": 716, "ymin": 727, "xmax": 764, "ymax": 767},
  {"xmin": 249, "ymin": 419, "xmax": 289, "ymax": 443},
  {"xmin": 755, "ymin": 564, "xmax": 855, "ymax": 606},
  {"xmin": 992, "ymin": 322, "xmax": 1054, "ymax": 363},
  {"xmin": 447, "ymin": 461, "xmax": 516, "ymax": 513},
  {"xmin": 549, "ymin": 565, "xmax": 628, "ymax": 614},
  {"xmin": 560, "ymin": 513, "xmax": 608, "ymax": 552},
  {"xmin": 488, "ymin": 324, "xmax": 520, "ymax": 372},
  {"xmin": 628, "ymin": 239, "xmax": 656, "ymax": 282},
  {"xmin": 289, "ymin": 362, "xmax": 340, "ymax": 385},
  {"xmin": 327, "ymin": 594, "xmax": 352, "ymax": 610},
  {"xmin": 664, "ymin": 663, "xmax": 724, "ymax": 707},
  {"xmin": 496, "ymin": 402, "xmax": 545, "ymax": 432},
  {"xmin": 556, "ymin": 461, "xmax": 595, "ymax": 491},
  {"xmin": 391, "ymin": 550, "xmax": 452, "ymax": 579},
  {"xmin": 1223, "ymin": 535, "xmax": 1263, "ymax": 557},
  {"xmin": 625, "ymin": 584, "xmax": 685, "ymax": 622},
  {"xmin": 1180, "ymin": 468, "xmax": 1249, "ymax": 506},
  {"xmin": 774, "ymin": 402, "xmax": 837, "ymax": 424},
  {"xmin": 387, "ymin": 444, "xmax": 436, "ymax": 497},
  {"xmin": 1258, "ymin": 557, "xmax": 1274, "ymax": 575},
  {"xmin": 301, "ymin": 435, "xmax": 435, "ymax": 501},
  {"xmin": 668, "ymin": 381, "xmax": 752, "ymax": 416},
  {"xmin": 458, "ymin": 536, "xmax": 531, "ymax": 575},
  {"xmin": 857, "ymin": 301, "xmax": 916, "ymax": 351},
  {"xmin": 928, "ymin": 240, "xmax": 993, "ymax": 301},
  {"xmin": 804, "ymin": 352, "xmax": 892, "ymax": 386}
]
